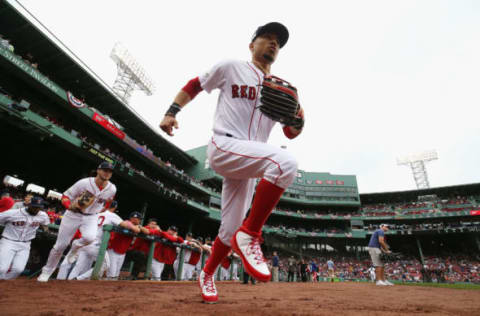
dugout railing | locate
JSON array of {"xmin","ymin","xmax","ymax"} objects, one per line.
[{"xmin": 92, "ymin": 224, "xmax": 241, "ymax": 281}]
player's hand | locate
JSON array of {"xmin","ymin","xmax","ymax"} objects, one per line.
[{"xmin": 160, "ymin": 115, "xmax": 179, "ymax": 136}]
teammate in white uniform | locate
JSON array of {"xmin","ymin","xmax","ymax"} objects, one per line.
[
  {"xmin": 160, "ymin": 22, "xmax": 304, "ymax": 303},
  {"xmin": 0, "ymin": 196, "xmax": 49, "ymax": 279},
  {"xmin": 38, "ymin": 162, "xmax": 117, "ymax": 282},
  {"xmin": 72, "ymin": 204, "xmax": 135, "ymax": 280}
]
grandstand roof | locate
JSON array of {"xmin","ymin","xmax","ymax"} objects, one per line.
[{"xmin": 0, "ymin": 0, "xmax": 196, "ymax": 168}]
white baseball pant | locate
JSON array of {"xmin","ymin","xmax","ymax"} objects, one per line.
[
  {"xmin": 75, "ymin": 251, "xmax": 110, "ymax": 280},
  {"xmin": 56, "ymin": 249, "xmax": 74, "ymax": 280},
  {"xmin": 0, "ymin": 238, "xmax": 30, "ymax": 280},
  {"xmin": 182, "ymin": 263, "xmax": 195, "ymax": 280},
  {"xmin": 221, "ymin": 267, "xmax": 230, "ymax": 280},
  {"xmin": 106, "ymin": 249, "xmax": 126, "ymax": 279},
  {"xmin": 68, "ymin": 242, "xmax": 100, "ymax": 280},
  {"xmin": 41, "ymin": 211, "xmax": 98, "ymax": 275},
  {"xmin": 151, "ymin": 258, "xmax": 165, "ymax": 281},
  {"xmin": 207, "ymin": 135, "xmax": 297, "ymax": 246}
]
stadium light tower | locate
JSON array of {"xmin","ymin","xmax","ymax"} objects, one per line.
[
  {"xmin": 397, "ymin": 150, "xmax": 438, "ymax": 189},
  {"xmin": 110, "ymin": 42, "xmax": 155, "ymax": 104}
]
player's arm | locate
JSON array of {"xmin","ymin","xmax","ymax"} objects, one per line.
[
  {"xmin": 160, "ymin": 77, "xmax": 203, "ymax": 136},
  {"xmin": 139, "ymin": 226, "xmax": 151, "ymax": 235},
  {"xmin": 61, "ymin": 195, "xmax": 72, "ymax": 210},
  {"xmin": 378, "ymin": 236, "xmax": 390, "ymax": 253},
  {"xmin": 283, "ymin": 106, "xmax": 304, "ymax": 139}
]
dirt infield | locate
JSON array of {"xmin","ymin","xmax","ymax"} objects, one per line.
[{"xmin": 1, "ymin": 280, "xmax": 479, "ymax": 316}]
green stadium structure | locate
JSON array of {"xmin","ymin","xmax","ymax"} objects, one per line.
[{"xmin": 0, "ymin": 0, "xmax": 479, "ymax": 282}]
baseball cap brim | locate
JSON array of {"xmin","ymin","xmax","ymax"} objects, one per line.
[{"xmin": 252, "ymin": 22, "xmax": 289, "ymax": 48}]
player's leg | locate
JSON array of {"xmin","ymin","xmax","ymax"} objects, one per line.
[
  {"xmin": 4, "ymin": 245, "xmax": 30, "ymax": 280},
  {"xmin": 67, "ymin": 215, "xmax": 98, "ymax": 263},
  {"xmin": 151, "ymin": 259, "xmax": 164, "ymax": 281},
  {"xmin": 199, "ymin": 177, "xmax": 256, "ymax": 303},
  {"xmin": 208, "ymin": 137, "xmax": 297, "ymax": 282},
  {"xmin": 68, "ymin": 247, "xmax": 94, "ymax": 280},
  {"xmin": 75, "ymin": 248, "xmax": 105, "ymax": 281},
  {"xmin": 115, "ymin": 253, "xmax": 126, "ymax": 278},
  {"xmin": 38, "ymin": 212, "xmax": 83, "ymax": 281},
  {"xmin": 0, "ymin": 239, "xmax": 17, "ymax": 279},
  {"xmin": 106, "ymin": 249, "xmax": 118, "ymax": 279},
  {"xmin": 56, "ymin": 254, "xmax": 74, "ymax": 280}
]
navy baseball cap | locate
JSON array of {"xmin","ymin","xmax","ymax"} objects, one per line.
[
  {"xmin": 29, "ymin": 196, "xmax": 45, "ymax": 208},
  {"xmin": 129, "ymin": 211, "xmax": 142, "ymax": 219},
  {"xmin": 98, "ymin": 162, "xmax": 114, "ymax": 170},
  {"xmin": 109, "ymin": 201, "xmax": 118, "ymax": 208},
  {"xmin": 251, "ymin": 22, "xmax": 289, "ymax": 48},
  {"xmin": 148, "ymin": 218, "xmax": 158, "ymax": 223},
  {"xmin": 186, "ymin": 232, "xmax": 193, "ymax": 237},
  {"xmin": 168, "ymin": 225, "xmax": 178, "ymax": 232}
]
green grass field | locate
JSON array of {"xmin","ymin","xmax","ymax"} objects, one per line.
[{"xmin": 396, "ymin": 282, "xmax": 480, "ymax": 290}]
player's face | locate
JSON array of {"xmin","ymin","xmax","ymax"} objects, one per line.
[
  {"xmin": 24, "ymin": 194, "xmax": 33, "ymax": 204},
  {"xmin": 250, "ymin": 33, "xmax": 280, "ymax": 64},
  {"xmin": 131, "ymin": 217, "xmax": 140, "ymax": 225},
  {"xmin": 97, "ymin": 168, "xmax": 113, "ymax": 181},
  {"xmin": 27, "ymin": 206, "xmax": 41, "ymax": 216}
]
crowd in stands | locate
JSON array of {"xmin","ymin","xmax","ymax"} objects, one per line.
[
  {"xmin": 272, "ymin": 195, "xmax": 477, "ymax": 220},
  {"xmin": 265, "ymin": 250, "xmax": 480, "ymax": 284},
  {"xmin": 266, "ymin": 224, "xmax": 346, "ymax": 235},
  {"xmin": 366, "ymin": 221, "xmax": 480, "ymax": 232}
]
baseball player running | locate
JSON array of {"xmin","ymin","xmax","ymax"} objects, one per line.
[
  {"xmin": 160, "ymin": 22, "xmax": 304, "ymax": 303},
  {"xmin": 68, "ymin": 202, "xmax": 132, "ymax": 280},
  {"xmin": 37, "ymin": 162, "xmax": 117, "ymax": 282},
  {"xmin": 0, "ymin": 196, "xmax": 49, "ymax": 279}
]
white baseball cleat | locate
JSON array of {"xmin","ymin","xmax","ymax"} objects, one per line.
[
  {"xmin": 376, "ymin": 280, "xmax": 388, "ymax": 286},
  {"xmin": 231, "ymin": 228, "xmax": 271, "ymax": 282},
  {"xmin": 198, "ymin": 270, "xmax": 218, "ymax": 304},
  {"xmin": 384, "ymin": 280, "xmax": 394, "ymax": 286},
  {"xmin": 37, "ymin": 271, "xmax": 52, "ymax": 283}
]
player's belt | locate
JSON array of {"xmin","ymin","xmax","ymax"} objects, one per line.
[
  {"xmin": 2, "ymin": 236, "xmax": 32, "ymax": 243},
  {"xmin": 69, "ymin": 209, "xmax": 96, "ymax": 216}
]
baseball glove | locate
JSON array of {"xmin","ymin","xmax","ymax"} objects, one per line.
[
  {"xmin": 259, "ymin": 75, "xmax": 304, "ymax": 129},
  {"xmin": 70, "ymin": 191, "xmax": 95, "ymax": 213}
]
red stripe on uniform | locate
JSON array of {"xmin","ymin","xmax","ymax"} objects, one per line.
[{"xmin": 211, "ymin": 137, "xmax": 283, "ymax": 185}]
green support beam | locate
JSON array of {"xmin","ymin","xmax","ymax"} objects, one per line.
[
  {"xmin": 176, "ymin": 248, "xmax": 185, "ymax": 281},
  {"xmin": 145, "ymin": 241, "xmax": 156, "ymax": 280},
  {"xmin": 91, "ymin": 225, "xmax": 112, "ymax": 280}
]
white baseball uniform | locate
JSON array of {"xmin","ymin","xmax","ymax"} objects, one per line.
[
  {"xmin": 0, "ymin": 208, "xmax": 49, "ymax": 279},
  {"xmin": 151, "ymin": 258, "xmax": 165, "ymax": 281},
  {"xmin": 67, "ymin": 211, "xmax": 123, "ymax": 280},
  {"xmin": 200, "ymin": 60, "xmax": 297, "ymax": 246},
  {"xmin": 41, "ymin": 177, "xmax": 116, "ymax": 276}
]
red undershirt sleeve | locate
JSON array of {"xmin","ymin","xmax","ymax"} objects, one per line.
[{"xmin": 182, "ymin": 77, "xmax": 203, "ymax": 99}]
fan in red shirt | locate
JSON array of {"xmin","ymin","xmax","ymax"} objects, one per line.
[
  {"xmin": 0, "ymin": 192, "xmax": 14, "ymax": 213},
  {"xmin": 151, "ymin": 226, "xmax": 183, "ymax": 280},
  {"xmin": 125, "ymin": 218, "xmax": 160, "ymax": 280},
  {"xmin": 105, "ymin": 212, "xmax": 143, "ymax": 280}
]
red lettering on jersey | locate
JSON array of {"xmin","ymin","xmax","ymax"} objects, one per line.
[
  {"xmin": 232, "ymin": 85, "xmax": 239, "ymax": 98},
  {"xmin": 240, "ymin": 85, "xmax": 248, "ymax": 98},
  {"xmin": 98, "ymin": 215, "xmax": 105, "ymax": 227},
  {"xmin": 248, "ymin": 87, "xmax": 256, "ymax": 100}
]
